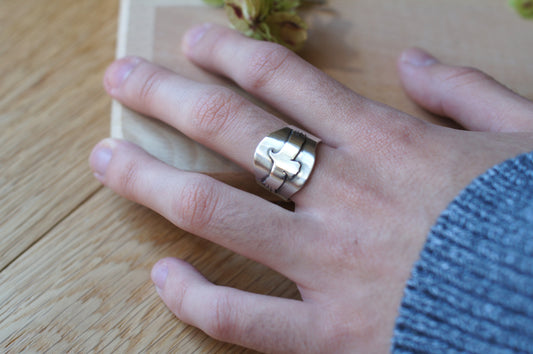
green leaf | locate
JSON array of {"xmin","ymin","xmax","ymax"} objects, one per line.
[{"xmin": 509, "ymin": 0, "xmax": 533, "ymax": 19}]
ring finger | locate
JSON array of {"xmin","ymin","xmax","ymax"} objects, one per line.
[{"xmin": 89, "ymin": 138, "xmax": 319, "ymax": 280}]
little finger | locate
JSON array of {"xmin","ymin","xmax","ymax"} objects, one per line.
[{"xmin": 151, "ymin": 257, "xmax": 317, "ymax": 353}]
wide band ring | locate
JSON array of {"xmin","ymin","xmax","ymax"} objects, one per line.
[{"xmin": 253, "ymin": 126, "xmax": 320, "ymax": 200}]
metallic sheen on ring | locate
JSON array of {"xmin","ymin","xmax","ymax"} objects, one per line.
[{"xmin": 253, "ymin": 127, "xmax": 320, "ymax": 200}]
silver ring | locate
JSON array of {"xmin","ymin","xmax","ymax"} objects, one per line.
[{"xmin": 253, "ymin": 127, "xmax": 320, "ymax": 200}]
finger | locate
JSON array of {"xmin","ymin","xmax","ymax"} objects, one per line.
[
  {"xmin": 104, "ymin": 56, "xmax": 284, "ymax": 170},
  {"xmin": 151, "ymin": 258, "xmax": 316, "ymax": 353},
  {"xmin": 89, "ymin": 138, "xmax": 317, "ymax": 276},
  {"xmin": 181, "ymin": 24, "xmax": 386, "ymax": 145},
  {"xmin": 103, "ymin": 57, "xmax": 338, "ymax": 204},
  {"xmin": 398, "ymin": 47, "xmax": 533, "ymax": 132}
]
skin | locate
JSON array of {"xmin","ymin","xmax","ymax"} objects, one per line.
[{"xmin": 89, "ymin": 24, "xmax": 533, "ymax": 353}]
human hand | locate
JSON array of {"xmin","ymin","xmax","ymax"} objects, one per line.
[{"xmin": 90, "ymin": 24, "xmax": 533, "ymax": 353}]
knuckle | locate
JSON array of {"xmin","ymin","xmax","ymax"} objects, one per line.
[
  {"xmin": 300, "ymin": 219, "xmax": 361, "ymax": 269},
  {"xmin": 173, "ymin": 177, "xmax": 220, "ymax": 231},
  {"xmin": 205, "ymin": 292, "xmax": 238, "ymax": 341},
  {"xmin": 244, "ymin": 43, "xmax": 292, "ymax": 90},
  {"xmin": 137, "ymin": 68, "xmax": 166, "ymax": 108},
  {"xmin": 438, "ymin": 66, "xmax": 494, "ymax": 120},
  {"xmin": 442, "ymin": 66, "xmax": 492, "ymax": 91},
  {"xmin": 387, "ymin": 116, "xmax": 427, "ymax": 151},
  {"xmin": 118, "ymin": 159, "xmax": 140, "ymax": 200},
  {"xmin": 320, "ymin": 321, "xmax": 351, "ymax": 351},
  {"xmin": 318, "ymin": 315, "xmax": 367, "ymax": 352},
  {"xmin": 171, "ymin": 278, "xmax": 189, "ymax": 319},
  {"xmin": 359, "ymin": 113, "xmax": 427, "ymax": 163},
  {"xmin": 191, "ymin": 88, "xmax": 244, "ymax": 140},
  {"xmin": 321, "ymin": 235, "xmax": 362, "ymax": 267}
]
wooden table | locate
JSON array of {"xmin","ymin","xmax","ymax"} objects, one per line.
[{"xmin": 1, "ymin": 0, "xmax": 531, "ymax": 352}]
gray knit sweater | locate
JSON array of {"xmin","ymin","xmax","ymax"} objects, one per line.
[{"xmin": 392, "ymin": 152, "xmax": 533, "ymax": 353}]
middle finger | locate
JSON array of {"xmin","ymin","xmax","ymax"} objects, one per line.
[
  {"xmin": 90, "ymin": 138, "xmax": 319, "ymax": 281},
  {"xmin": 104, "ymin": 57, "xmax": 336, "ymax": 204}
]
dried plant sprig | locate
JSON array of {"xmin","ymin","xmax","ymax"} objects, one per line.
[{"xmin": 204, "ymin": 0, "xmax": 322, "ymax": 51}]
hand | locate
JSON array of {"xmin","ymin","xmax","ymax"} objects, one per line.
[{"xmin": 90, "ymin": 24, "xmax": 533, "ymax": 353}]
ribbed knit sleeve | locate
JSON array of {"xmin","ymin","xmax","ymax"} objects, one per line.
[{"xmin": 392, "ymin": 152, "xmax": 533, "ymax": 353}]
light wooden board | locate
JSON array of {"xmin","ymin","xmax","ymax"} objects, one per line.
[
  {"xmin": 0, "ymin": 1, "xmax": 117, "ymax": 270},
  {"xmin": 0, "ymin": 188, "xmax": 297, "ymax": 352},
  {"xmin": 112, "ymin": 0, "xmax": 533, "ymax": 181}
]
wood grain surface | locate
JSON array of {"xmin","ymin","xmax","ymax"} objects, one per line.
[
  {"xmin": 0, "ymin": 1, "xmax": 116, "ymax": 270},
  {"xmin": 1, "ymin": 0, "xmax": 531, "ymax": 352}
]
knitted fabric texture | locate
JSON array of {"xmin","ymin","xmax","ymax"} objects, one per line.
[{"xmin": 392, "ymin": 152, "xmax": 533, "ymax": 353}]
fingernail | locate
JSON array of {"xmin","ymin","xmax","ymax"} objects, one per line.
[
  {"xmin": 151, "ymin": 262, "xmax": 169, "ymax": 293},
  {"xmin": 401, "ymin": 48, "xmax": 438, "ymax": 67},
  {"xmin": 104, "ymin": 56, "xmax": 141, "ymax": 91},
  {"xmin": 90, "ymin": 139, "xmax": 115, "ymax": 180},
  {"xmin": 183, "ymin": 23, "xmax": 212, "ymax": 51}
]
